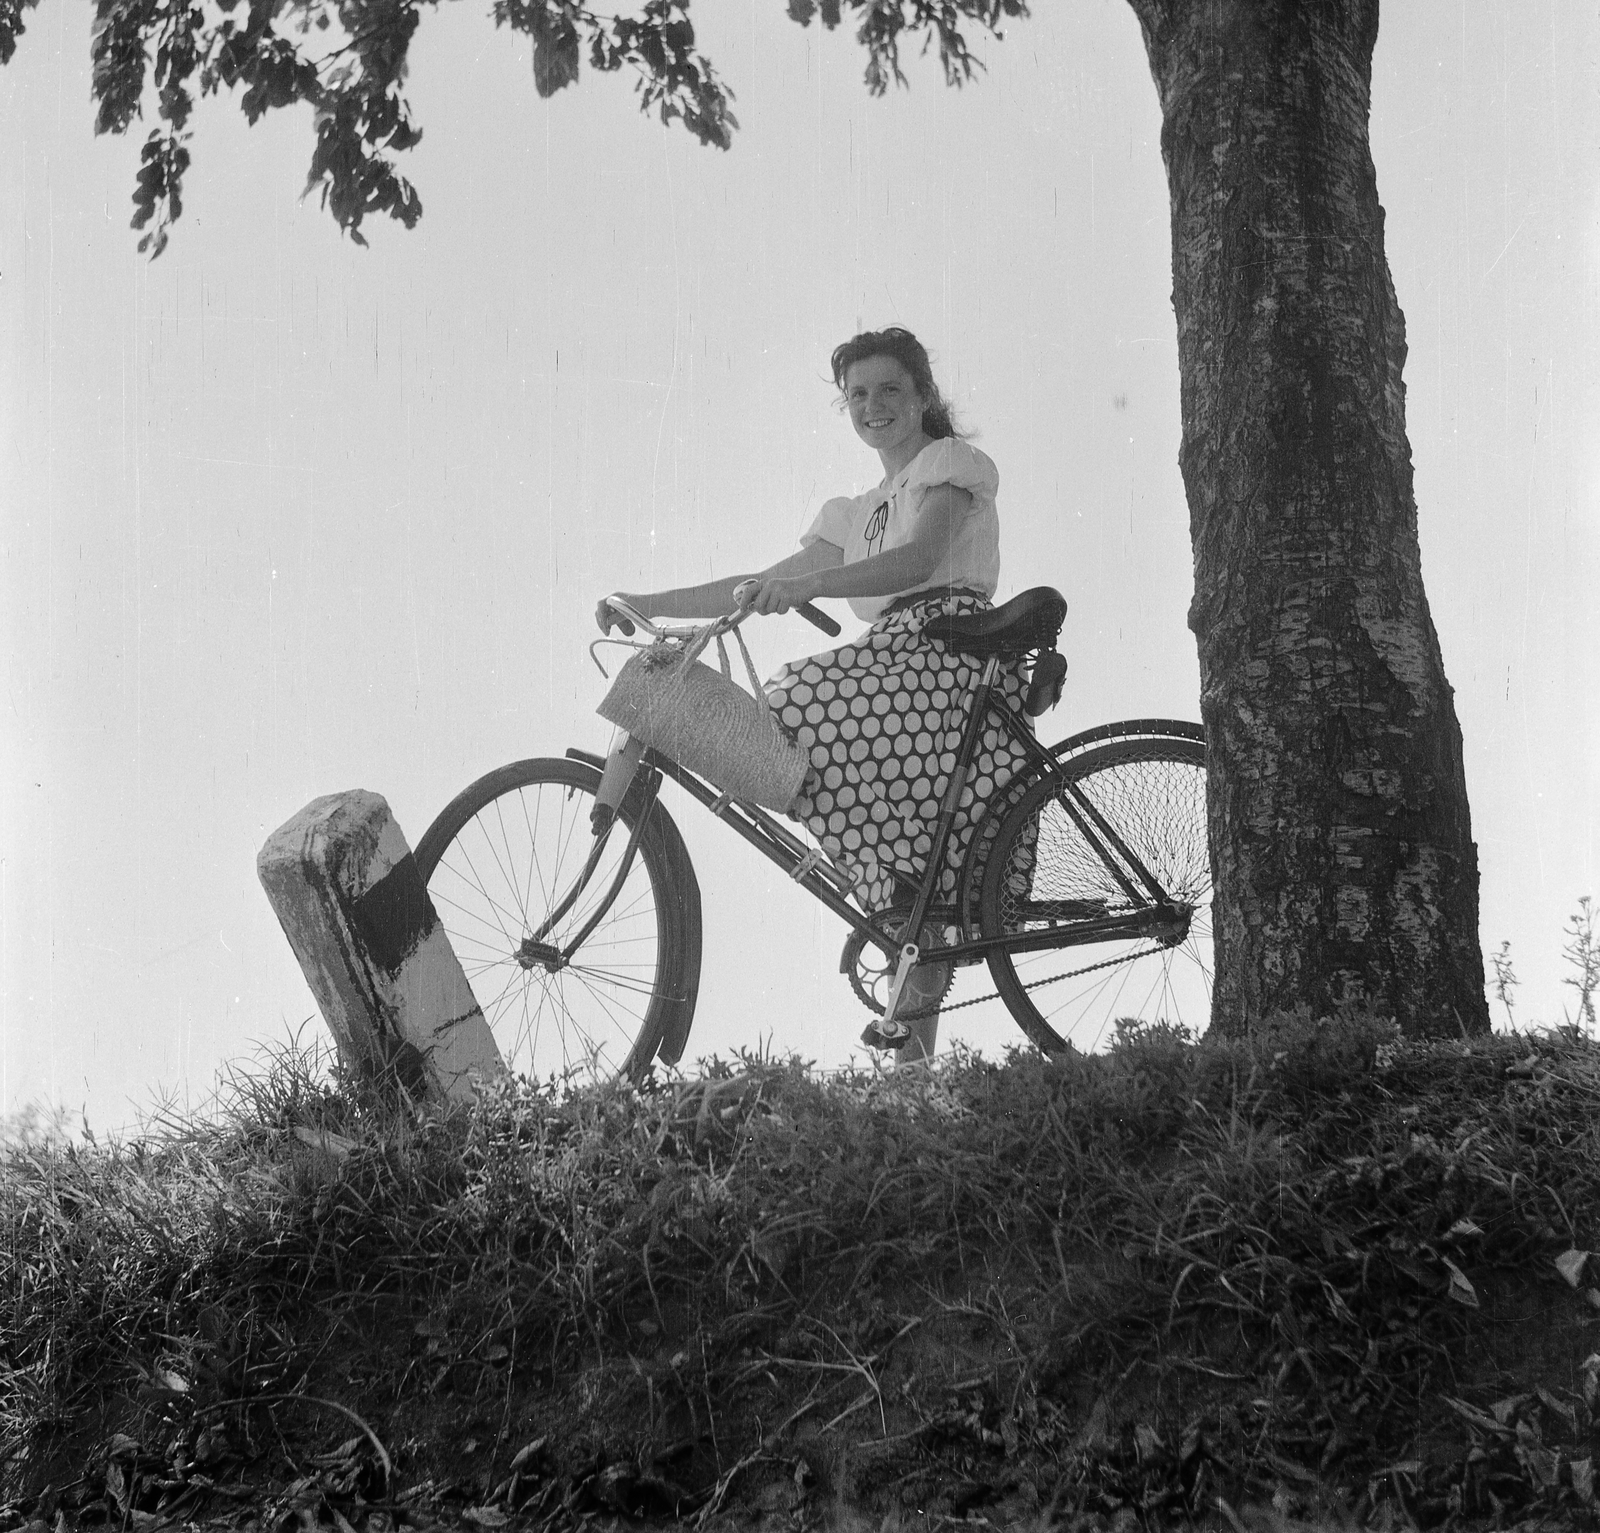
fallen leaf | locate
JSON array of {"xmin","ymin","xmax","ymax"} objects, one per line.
[
  {"xmin": 1535, "ymin": 1384, "xmax": 1577, "ymax": 1431},
  {"xmin": 294, "ymin": 1125, "xmax": 356, "ymax": 1160},
  {"xmin": 1583, "ymin": 1355, "xmax": 1600, "ymax": 1409},
  {"xmin": 1515, "ymin": 1438, "xmax": 1560, "ymax": 1489},
  {"xmin": 1586, "ymin": 1288, "xmax": 1600, "ymax": 1312},
  {"xmin": 1555, "ymin": 1249, "xmax": 1590, "ymax": 1287},
  {"xmin": 1492, "ymin": 1394, "xmax": 1532, "ymax": 1426},
  {"xmin": 1075, "ymin": 1394, "xmax": 1112, "ymax": 1453},
  {"xmin": 1133, "ymin": 1423, "xmax": 1165, "ymax": 1460},
  {"xmin": 105, "ymin": 1460, "xmax": 128, "ymax": 1511},
  {"xmin": 1572, "ymin": 1458, "xmax": 1595, "ymax": 1505},
  {"xmin": 1443, "ymin": 1257, "xmax": 1479, "ymax": 1307},
  {"xmin": 509, "ymin": 1438, "xmax": 547, "ymax": 1473},
  {"xmin": 1444, "ymin": 1397, "xmax": 1510, "ymax": 1437},
  {"xmin": 1447, "ymin": 1218, "xmax": 1484, "ymax": 1238},
  {"xmin": 463, "ymin": 1508, "xmax": 509, "ymax": 1528}
]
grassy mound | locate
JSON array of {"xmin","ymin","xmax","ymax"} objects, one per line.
[{"xmin": 5, "ymin": 1015, "xmax": 1600, "ymax": 1531}]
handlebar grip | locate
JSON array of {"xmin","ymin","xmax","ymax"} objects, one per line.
[
  {"xmin": 601, "ymin": 595, "xmax": 637, "ymax": 637},
  {"xmin": 798, "ymin": 602, "xmax": 841, "ymax": 637}
]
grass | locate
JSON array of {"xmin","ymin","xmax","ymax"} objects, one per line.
[{"xmin": 5, "ymin": 1013, "xmax": 1600, "ymax": 1533}]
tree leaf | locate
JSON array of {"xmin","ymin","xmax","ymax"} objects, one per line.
[
  {"xmin": 92, "ymin": 0, "xmax": 160, "ymax": 135},
  {"xmin": 533, "ymin": 27, "xmax": 580, "ymax": 96}
]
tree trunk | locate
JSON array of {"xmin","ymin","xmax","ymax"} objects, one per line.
[{"xmin": 1126, "ymin": 0, "xmax": 1488, "ymax": 1037}]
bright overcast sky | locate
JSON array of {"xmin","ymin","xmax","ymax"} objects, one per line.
[{"xmin": 3, "ymin": 0, "xmax": 1597, "ymax": 1130}]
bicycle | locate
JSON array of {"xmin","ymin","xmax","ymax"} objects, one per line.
[{"xmin": 413, "ymin": 586, "xmax": 1211, "ymax": 1084}]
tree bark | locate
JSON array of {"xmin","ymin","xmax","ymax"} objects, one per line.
[{"xmin": 1126, "ymin": 0, "xmax": 1488, "ymax": 1036}]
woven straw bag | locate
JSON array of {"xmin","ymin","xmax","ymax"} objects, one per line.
[{"xmin": 597, "ymin": 623, "xmax": 809, "ymax": 813}]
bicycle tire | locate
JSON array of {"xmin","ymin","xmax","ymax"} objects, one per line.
[
  {"xmin": 977, "ymin": 730, "xmax": 1211, "ymax": 1054},
  {"xmin": 413, "ymin": 757, "xmax": 701, "ymax": 1085}
]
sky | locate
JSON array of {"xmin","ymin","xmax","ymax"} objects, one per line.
[{"xmin": 2, "ymin": 0, "xmax": 1597, "ymax": 1132}]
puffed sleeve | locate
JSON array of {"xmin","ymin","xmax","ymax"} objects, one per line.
[
  {"xmin": 801, "ymin": 494, "xmax": 856, "ymax": 549},
  {"xmin": 903, "ymin": 439, "xmax": 1000, "ymax": 507}
]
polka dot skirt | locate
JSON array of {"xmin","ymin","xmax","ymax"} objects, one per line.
[{"xmin": 765, "ymin": 593, "xmax": 1034, "ymax": 915}]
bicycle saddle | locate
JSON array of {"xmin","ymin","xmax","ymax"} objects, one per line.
[{"xmin": 922, "ymin": 586, "xmax": 1067, "ymax": 659}]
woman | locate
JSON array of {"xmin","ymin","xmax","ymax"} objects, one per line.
[{"xmin": 596, "ymin": 327, "xmax": 1031, "ymax": 1061}]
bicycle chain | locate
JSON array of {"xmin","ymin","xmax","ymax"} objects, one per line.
[{"xmin": 936, "ymin": 942, "xmax": 1166, "ymax": 1014}]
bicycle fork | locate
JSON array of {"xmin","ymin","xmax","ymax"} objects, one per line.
[{"xmin": 517, "ymin": 733, "xmax": 651, "ymax": 970}]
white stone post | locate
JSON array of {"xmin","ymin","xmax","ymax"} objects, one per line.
[{"xmin": 257, "ymin": 791, "xmax": 504, "ymax": 1105}]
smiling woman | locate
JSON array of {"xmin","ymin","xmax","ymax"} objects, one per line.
[{"xmin": 597, "ymin": 327, "xmax": 1033, "ymax": 1063}]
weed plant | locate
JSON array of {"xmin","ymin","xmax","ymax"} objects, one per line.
[{"xmin": 5, "ymin": 1015, "xmax": 1600, "ymax": 1532}]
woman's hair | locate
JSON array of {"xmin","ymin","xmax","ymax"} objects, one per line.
[{"xmin": 830, "ymin": 327, "xmax": 963, "ymax": 440}]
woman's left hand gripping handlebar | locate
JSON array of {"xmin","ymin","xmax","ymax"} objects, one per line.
[{"xmin": 595, "ymin": 595, "xmax": 639, "ymax": 636}]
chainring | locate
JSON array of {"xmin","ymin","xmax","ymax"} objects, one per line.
[{"xmin": 840, "ymin": 911, "xmax": 956, "ymax": 1019}]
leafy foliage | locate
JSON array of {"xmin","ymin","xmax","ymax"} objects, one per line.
[
  {"xmin": 0, "ymin": 0, "xmax": 41, "ymax": 66},
  {"xmin": 8, "ymin": 1019, "xmax": 1600, "ymax": 1528},
  {"xmin": 6, "ymin": 0, "xmax": 1025, "ymax": 254},
  {"xmin": 786, "ymin": 0, "xmax": 1028, "ymax": 96}
]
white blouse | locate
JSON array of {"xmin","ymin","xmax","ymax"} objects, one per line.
[{"xmin": 800, "ymin": 437, "xmax": 1002, "ymax": 622}]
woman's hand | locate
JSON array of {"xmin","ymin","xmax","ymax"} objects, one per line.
[
  {"xmin": 595, "ymin": 594, "xmax": 641, "ymax": 635},
  {"xmin": 741, "ymin": 573, "xmax": 819, "ymax": 616}
]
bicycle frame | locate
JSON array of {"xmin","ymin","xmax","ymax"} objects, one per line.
[{"xmin": 565, "ymin": 617, "xmax": 1190, "ymax": 976}]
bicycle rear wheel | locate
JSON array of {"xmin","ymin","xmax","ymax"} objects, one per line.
[
  {"xmin": 978, "ymin": 730, "xmax": 1211, "ymax": 1054},
  {"xmin": 413, "ymin": 757, "xmax": 700, "ymax": 1085}
]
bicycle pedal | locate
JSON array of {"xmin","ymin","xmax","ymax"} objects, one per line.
[{"xmin": 860, "ymin": 1018, "xmax": 912, "ymax": 1050}]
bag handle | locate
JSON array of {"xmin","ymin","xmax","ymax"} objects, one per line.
[{"xmin": 728, "ymin": 625, "xmax": 772, "ymax": 719}]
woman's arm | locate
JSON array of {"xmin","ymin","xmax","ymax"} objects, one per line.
[
  {"xmin": 742, "ymin": 483, "xmax": 972, "ymax": 615},
  {"xmin": 596, "ymin": 540, "xmax": 845, "ymax": 631}
]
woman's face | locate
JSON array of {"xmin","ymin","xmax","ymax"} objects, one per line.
[{"xmin": 843, "ymin": 355, "xmax": 928, "ymax": 460}]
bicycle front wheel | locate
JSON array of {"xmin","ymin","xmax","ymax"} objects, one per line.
[
  {"xmin": 413, "ymin": 757, "xmax": 700, "ymax": 1085},
  {"xmin": 978, "ymin": 731, "xmax": 1211, "ymax": 1054}
]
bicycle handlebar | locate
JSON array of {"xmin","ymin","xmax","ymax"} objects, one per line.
[{"xmin": 601, "ymin": 590, "xmax": 840, "ymax": 641}]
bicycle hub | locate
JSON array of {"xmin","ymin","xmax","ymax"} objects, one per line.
[{"xmin": 515, "ymin": 937, "xmax": 568, "ymax": 973}]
